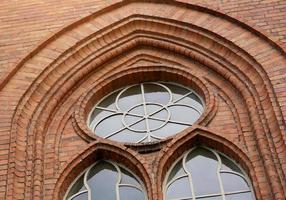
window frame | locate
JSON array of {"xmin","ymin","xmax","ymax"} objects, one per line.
[
  {"xmin": 87, "ymin": 82, "xmax": 205, "ymax": 143},
  {"xmin": 64, "ymin": 160, "xmax": 148, "ymax": 200},
  {"xmin": 163, "ymin": 146, "xmax": 256, "ymax": 200}
]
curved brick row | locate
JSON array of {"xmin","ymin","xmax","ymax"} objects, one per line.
[{"xmin": 0, "ymin": 1, "xmax": 285, "ymax": 200}]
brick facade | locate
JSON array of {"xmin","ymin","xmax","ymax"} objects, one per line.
[{"xmin": 0, "ymin": 1, "xmax": 285, "ymax": 200}]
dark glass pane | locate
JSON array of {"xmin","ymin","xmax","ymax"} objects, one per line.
[
  {"xmin": 169, "ymin": 105, "xmax": 201, "ymax": 124},
  {"xmin": 226, "ymin": 192, "xmax": 253, "ymax": 200},
  {"xmin": 87, "ymin": 161, "xmax": 118, "ymax": 200},
  {"xmin": 221, "ymin": 173, "xmax": 249, "ymax": 192},
  {"xmin": 90, "ymin": 109, "xmax": 114, "ymax": 127},
  {"xmin": 163, "ymin": 83, "xmax": 189, "ymax": 102},
  {"xmin": 95, "ymin": 114, "xmax": 124, "ymax": 137},
  {"xmin": 151, "ymin": 122, "xmax": 188, "ymax": 138},
  {"xmin": 120, "ymin": 168, "xmax": 142, "ymax": 188},
  {"xmin": 118, "ymin": 85, "xmax": 142, "ymax": 111},
  {"xmin": 66, "ymin": 174, "xmax": 86, "ymax": 199},
  {"xmin": 186, "ymin": 148, "xmax": 221, "ymax": 196},
  {"xmin": 166, "ymin": 176, "xmax": 192, "ymax": 199},
  {"xmin": 172, "ymin": 91, "xmax": 204, "ymax": 113},
  {"xmin": 167, "ymin": 159, "xmax": 185, "ymax": 183},
  {"xmin": 220, "ymin": 154, "xmax": 242, "ymax": 174},
  {"xmin": 119, "ymin": 186, "xmax": 145, "ymax": 200},
  {"xmin": 109, "ymin": 129, "xmax": 145, "ymax": 143},
  {"xmin": 71, "ymin": 192, "xmax": 88, "ymax": 200},
  {"xmin": 143, "ymin": 83, "xmax": 170, "ymax": 105},
  {"xmin": 98, "ymin": 91, "xmax": 119, "ymax": 110}
]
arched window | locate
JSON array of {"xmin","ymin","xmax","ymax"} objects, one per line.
[
  {"xmin": 164, "ymin": 147, "xmax": 255, "ymax": 200},
  {"xmin": 88, "ymin": 82, "xmax": 204, "ymax": 143},
  {"xmin": 64, "ymin": 161, "xmax": 147, "ymax": 200}
]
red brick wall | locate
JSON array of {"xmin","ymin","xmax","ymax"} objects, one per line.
[{"xmin": 0, "ymin": 1, "xmax": 285, "ymax": 200}]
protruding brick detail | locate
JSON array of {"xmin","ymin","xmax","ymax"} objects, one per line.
[{"xmin": 0, "ymin": 1, "xmax": 285, "ymax": 200}]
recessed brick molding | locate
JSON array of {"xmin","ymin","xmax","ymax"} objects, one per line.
[{"xmin": 0, "ymin": 1, "xmax": 285, "ymax": 200}]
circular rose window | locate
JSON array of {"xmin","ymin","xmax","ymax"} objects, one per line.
[{"xmin": 88, "ymin": 82, "xmax": 204, "ymax": 143}]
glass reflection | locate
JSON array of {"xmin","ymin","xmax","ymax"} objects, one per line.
[
  {"xmin": 88, "ymin": 82, "xmax": 204, "ymax": 143},
  {"xmin": 165, "ymin": 147, "xmax": 255, "ymax": 200},
  {"xmin": 65, "ymin": 161, "xmax": 146, "ymax": 200}
]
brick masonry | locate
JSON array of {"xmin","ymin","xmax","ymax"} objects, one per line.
[{"xmin": 0, "ymin": 1, "xmax": 285, "ymax": 200}]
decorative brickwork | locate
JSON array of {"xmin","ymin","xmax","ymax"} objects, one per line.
[{"xmin": 0, "ymin": 1, "xmax": 285, "ymax": 200}]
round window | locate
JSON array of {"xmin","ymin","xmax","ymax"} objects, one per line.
[{"xmin": 88, "ymin": 82, "xmax": 204, "ymax": 143}]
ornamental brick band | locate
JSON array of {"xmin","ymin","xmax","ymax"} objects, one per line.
[{"xmin": 0, "ymin": 1, "xmax": 285, "ymax": 200}]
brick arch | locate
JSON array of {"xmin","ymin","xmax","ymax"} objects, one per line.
[
  {"xmin": 1, "ymin": 1, "xmax": 285, "ymax": 200},
  {"xmin": 51, "ymin": 141, "xmax": 153, "ymax": 200},
  {"xmin": 156, "ymin": 126, "xmax": 260, "ymax": 199}
]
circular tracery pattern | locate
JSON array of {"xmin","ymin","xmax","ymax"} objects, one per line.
[{"xmin": 88, "ymin": 82, "xmax": 204, "ymax": 143}]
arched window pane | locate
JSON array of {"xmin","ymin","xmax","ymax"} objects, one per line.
[
  {"xmin": 87, "ymin": 162, "xmax": 117, "ymax": 200},
  {"xmin": 186, "ymin": 148, "xmax": 221, "ymax": 196},
  {"xmin": 221, "ymin": 173, "xmax": 249, "ymax": 192},
  {"xmin": 119, "ymin": 186, "xmax": 145, "ymax": 200},
  {"xmin": 220, "ymin": 155, "xmax": 242, "ymax": 174},
  {"xmin": 166, "ymin": 176, "xmax": 192, "ymax": 199},
  {"xmin": 66, "ymin": 175, "xmax": 86, "ymax": 199},
  {"xmin": 65, "ymin": 161, "xmax": 146, "ymax": 200},
  {"xmin": 71, "ymin": 192, "xmax": 88, "ymax": 200},
  {"xmin": 167, "ymin": 159, "xmax": 185, "ymax": 183},
  {"xmin": 164, "ymin": 147, "xmax": 255, "ymax": 200}
]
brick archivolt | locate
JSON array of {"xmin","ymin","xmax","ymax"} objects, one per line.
[{"xmin": 1, "ymin": 1, "xmax": 285, "ymax": 200}]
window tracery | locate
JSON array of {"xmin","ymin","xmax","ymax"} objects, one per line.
[
  {"xmin": 164, "ymin": 147, "xmax": 255, "ymax": 200},
  {"xmin": 88, "ymin": 82, "xmax": 204, "ymax": 143},
  {"xmin": 65, "ymin": 161, "xmax": 146, "ymax": 200}
]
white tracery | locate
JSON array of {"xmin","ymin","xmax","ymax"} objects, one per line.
[
  {"xmin": 88, "ymin": 82, "xmax": 204, "ymax": 143},
  {"xmin": 64, "ymin": 161, "xmax": 146, "ymax": 200},
  {"xmin": 164, "ymin": 147, "xmax": 255, "ymax": 200}
]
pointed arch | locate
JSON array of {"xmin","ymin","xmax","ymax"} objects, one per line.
[
  {"xmin": 52, "ymin": 141, "xmax": 152, "ymax": 200},
  {"xmin": 0, "ymin": 1, "xmax": 284, "ymax": 199},
  {"xmin": 156, "ymin": 126, "xmax": 261, "ymax": 200}
]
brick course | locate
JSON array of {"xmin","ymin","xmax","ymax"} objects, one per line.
[{"xmin": 0, "ymin": 1, "xmax": 285, "ymax": 200}]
